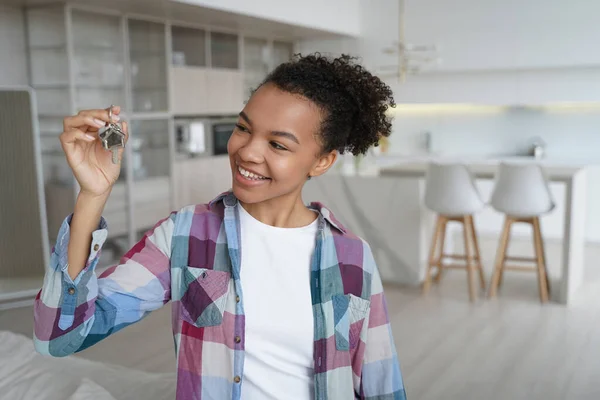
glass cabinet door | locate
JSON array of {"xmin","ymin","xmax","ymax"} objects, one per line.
[
  {"xmin": 71, "ymin": 10, "xmax": 126, "ymax": 111},
  {"xmin": 128, "ymin": 19, "xmax": 168, "ymax": 112},
  {"xmin": 243, "ymin": 37, "xmax": 269, "ymax": 98},
  {"xmin": 211, "ymin": 31, "xmax": 239, "ymax": 69},
  {"xmin": 171, "ymin": 25, "xmax": 207, "ymax": 67}
]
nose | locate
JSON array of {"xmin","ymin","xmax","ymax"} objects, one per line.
[{"xmin": 237, "ymin": 137, "xmax": 265, "ymax": 164}]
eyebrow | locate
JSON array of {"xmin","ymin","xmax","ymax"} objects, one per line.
[{"xmin": 238, "ymin": 111, "xmax": 300, "ymax": 145}]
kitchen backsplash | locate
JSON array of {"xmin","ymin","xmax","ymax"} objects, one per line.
[{"xmin": 388, "ymin": 106, "xmax": 600, "ymax": 162}]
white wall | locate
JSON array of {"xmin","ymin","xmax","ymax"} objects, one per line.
[
  {"xmin": 0, "ymin": 6, "xmax": 28, "ymax": 86},
  {"xmin": 173, "ymin": 0, "xmax": 361, "ymax": 37},
  {"xmin": 394, "ymin": 68, "xmax": 600, "ymax": 105},
  {"xmin": 405, "ymin": 0, "xmax": 600, "ymax": 72},
  {"xmin": 397, "ymin": 0, "xmax": 600, "ymax": 105},
  {"xmin": 389, "ymin": 108, "xmax": 600, "ymax": 159}
]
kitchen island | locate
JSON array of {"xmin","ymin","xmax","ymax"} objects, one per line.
[{"xmin": 303, "ymin": 156, "xmax": 590, "ymax": 305}]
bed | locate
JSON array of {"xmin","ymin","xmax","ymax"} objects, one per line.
[{"xmin": 0, "ymin": 331, "xmax": 176, "ymax": 400}]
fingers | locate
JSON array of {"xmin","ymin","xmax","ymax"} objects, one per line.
[
  {"xmin": 121, "ymin": 121, "xmax": 129, "ymax": 144},
  {"xmin": 63, "ymin": 115, "xmax": 106, "ymax": 132},
  {"xmin": 63, "ymin": 106, "xmax": 121, "ymax": 131},
  {"xmin": 60, "ymin": 127, "xmax": 95, "ymax": 144},
  {"xmin": 60, "ymin": 127, "xmax": 95, "ymax": 154}
]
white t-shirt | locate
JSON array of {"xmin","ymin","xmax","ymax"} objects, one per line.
[{"xmin": 238, "ymin": 204, "xmax": 317, "ymax": 400}]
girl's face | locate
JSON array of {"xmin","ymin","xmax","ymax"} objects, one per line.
[{"xmin": 227, "ymin": 83, "xmax": 336, "ymax": 205}]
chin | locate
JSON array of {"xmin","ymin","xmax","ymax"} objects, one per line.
[
  {"xmin": 230, "ymin": 175, "xmax": 273, "ymax": 205},
  {"xmin": 231, "ymin": 185, "xmax": 263, "ymax": 204}
]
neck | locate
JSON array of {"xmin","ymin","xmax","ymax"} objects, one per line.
[{"xmin": 240, "ymin": 189, "xmax": 315, "ymax": 228}]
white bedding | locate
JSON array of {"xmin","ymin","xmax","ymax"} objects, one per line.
[{"xmin": 0, "ymin": 331, "xmax": 176, "ymax": 400}]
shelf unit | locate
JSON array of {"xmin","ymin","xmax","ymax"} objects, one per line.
[
  {"xmin": 21, "ymin": 3, "xmax": 295, "ymax": 279},
  {"xmin": 24, "ymin": 5, "xmax": 173, "ymax": 271}
]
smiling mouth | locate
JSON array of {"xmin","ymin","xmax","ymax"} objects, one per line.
[{"xmin": 237, "ymin": 165, "xmax": 270, "ymax": 181}]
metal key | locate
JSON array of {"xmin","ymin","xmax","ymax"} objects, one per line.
[{"xmin": 98, "ymin": 105, "xmax": 125, "ymax": 164}]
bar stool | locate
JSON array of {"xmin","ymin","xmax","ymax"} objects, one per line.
[
  {"xmin": 422, "ymin": 163, "xmax": 486, "ymax": 302},
  {"xmin": 488, "ymin": 163, "xmax": 555, "ymax": 303}
]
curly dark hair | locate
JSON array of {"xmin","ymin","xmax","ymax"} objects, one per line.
[{"xmin": 259, "ymin": 53, "xmax": 395, "ymax": 156}]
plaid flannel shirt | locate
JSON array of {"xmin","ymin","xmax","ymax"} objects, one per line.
[{"xmin": 34, "ymin": 191, "xmax": 406, "ymax": 399}]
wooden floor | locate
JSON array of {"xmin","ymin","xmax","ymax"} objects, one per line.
[{"xmin": 2, "ymin": 271, "xmax": 600, "ymax": 400}]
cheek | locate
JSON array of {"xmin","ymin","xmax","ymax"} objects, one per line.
[
  {"xmin": 227, "ymin": 133, "xmax": 242, "ymax": 154},
  {"xmin": 269, "ymin": 153, "xmax": 314, "ymax": 181}
]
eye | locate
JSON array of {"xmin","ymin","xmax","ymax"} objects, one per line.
[
  {"xmin": 235, "ymin": 123, "xmax": 249, "ymax": 133},
  {"xmin": 270, "ymin": 141, "xmax": 288, "ymax": 151}
]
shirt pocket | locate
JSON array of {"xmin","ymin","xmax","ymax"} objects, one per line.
[
  {"xmin": 332, "ymin": 294, "xmax": 371, "ymax": 351},
  {"xmin": 180, "ymin": 266, "xmax": 231, "ymax": 327}
]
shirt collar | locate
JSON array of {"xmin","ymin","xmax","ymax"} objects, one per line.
[{"xmin": 209, "ymin": 191, "xmax": 347, "ymax": 234}]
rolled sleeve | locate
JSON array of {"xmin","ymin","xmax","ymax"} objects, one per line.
[
  {"xmin": 35, "ymin": 212, "xmax": 174, "ymax": 357},
  {"xmin": 53, "ymin": 214, "xmax": 108, "ymax": 285},
  {"xmin": 36, "ymin": 214, "xmax": 109, "ymax": 344}
]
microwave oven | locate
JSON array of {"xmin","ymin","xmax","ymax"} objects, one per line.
[{"xmin": 175, "ymin": 117, "xmax": 237, "ymax": 157}]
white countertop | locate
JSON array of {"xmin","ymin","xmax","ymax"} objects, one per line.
[
  {"xmin": 330, "ymin": 154, "xmax": 597, "ymax": 180},
  {"xmin": 378, "ymin": 156, "xmax": 586, "ymax": 181}
]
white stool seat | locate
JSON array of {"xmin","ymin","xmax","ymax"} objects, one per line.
[
  {"xmin": 423, "ymin": 163, "xmax": 486, "ymax": 301},
  {"xmin": 490, "ymin": 163, "xmax": 555, "ymax": 217},
  {"xmin": 424, "ymin": 163, "xmax": 485, "ymax": 216}
]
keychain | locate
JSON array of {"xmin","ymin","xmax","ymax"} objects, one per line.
[{"xmin": 98, "ymin": 105, "xmax": 125, "ymax": 164}]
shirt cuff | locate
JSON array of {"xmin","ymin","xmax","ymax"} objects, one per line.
[{"xmin": 52, "ymin": 213, "xmax": 108, "ymax": 285}]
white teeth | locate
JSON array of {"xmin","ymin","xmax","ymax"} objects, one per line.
[{"xmin": 238, "ymin": 166, "xmax": 267, "ymax": 180}]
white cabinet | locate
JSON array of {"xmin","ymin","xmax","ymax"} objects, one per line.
[
  {"xmin": 174, "ymin": 156, "xmax": 232, "ymax": 209},
  {"xmin": 170, "ymin": 25, "xmax": 243, "ymax": 115},
  {"xmin": 171, "ymin": 67, "xmax": 243, "ymax": 115},
  {"xmin": 170, "ymin": 66, "xmax": 209, "ymax": 115},
  {"xmin": 206, "ymin": 69, "xmax": 244, "ymax": 114},
  {"xmin": 170, "ymin": 26, "xmax": 209, "ymax": 115}
]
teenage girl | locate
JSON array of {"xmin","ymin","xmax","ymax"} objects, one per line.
[{"xmin": 34, "ymin": 53, "xmax": 407, "ymax": 400}]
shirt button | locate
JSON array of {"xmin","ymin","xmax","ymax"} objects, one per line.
[
  {"xmin": 93, "ymin": 244, "xmax": 99, "ymax": 251},
  {"xmin": 235, "ymin": 296, "xmax": 240, "ymax": 303},
  {"xmin": 234, "ymin": 336, "xmax": 241, "ymax": 343},
  {"xmin": 234, "ymin": 376, "xmax": 241, "ymax": 383},
  {"xmin": 68, "ymin": 287, "xmax": 76, "ymax": 295}
]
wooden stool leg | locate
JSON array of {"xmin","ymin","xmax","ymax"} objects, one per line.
[
  {"xmin": 537, "ymin": 217, "xmax": 551, "ymax": 295},
  {"xmin": 463, "ymin": 216, "xmax": 477, "ymax": 302},
  {"xmin": 433, "ymin": 217, "xmax": 448, "ymax": 283},
  {"xmin": 489, "ymin": 217, "xmax": 512, "ymax": 298},
  {"xmin": 468, "ymin": 215, "xmax": 486, "ymax": 290},
  {"xmin": 423, "ymin": 216, "xmax": 445, "ymax": 295},
  {"xmin": 532, "ymin": 217, "xmax": 550, "ymax": 303},
  {"xmin": 498, "ymin": 220, "xmax": 512, "ymax": 288}
]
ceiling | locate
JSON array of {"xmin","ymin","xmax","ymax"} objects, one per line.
[{"xmin": 2, "ymin": 0, "xmax": 344, "ymax": 40}]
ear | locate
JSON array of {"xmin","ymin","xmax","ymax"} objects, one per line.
[{"xmin": 309, "ymin": 150, "xmax": 338, "ymax": 178}]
